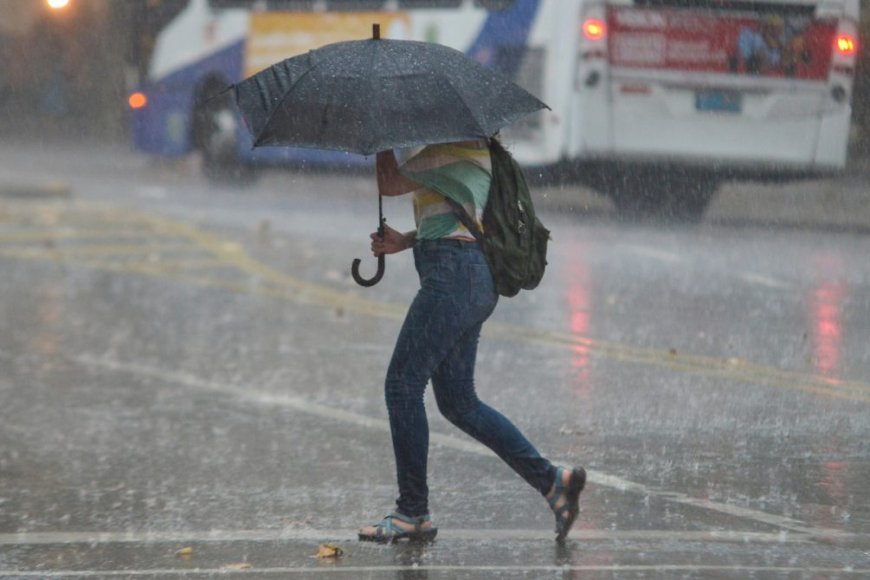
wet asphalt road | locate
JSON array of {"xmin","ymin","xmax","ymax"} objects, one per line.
[{"xmin": 0, "ymin": 141, "xmax": 869, "ymax": 578}]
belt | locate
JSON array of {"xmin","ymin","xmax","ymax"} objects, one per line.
[{"xmin": 418, "ymin": 237, "xmax": 479, "ymax": 249}]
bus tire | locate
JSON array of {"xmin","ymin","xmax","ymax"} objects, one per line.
[
  {"xmin": 666, "ymin": 183, "xmax": 716, "ymax": 222},
  {"xmin": 660, "ymin": 174, "xmax": 717, "ymax": 222},
  {"xmin": 609, "ymin": 171, "xmax": 716, "ymax": 223},
  {"xmin": 192, "ymin": 84, "xmax": 256, "ymax": 186}
]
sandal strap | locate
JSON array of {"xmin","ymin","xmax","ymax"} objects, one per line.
[
  {"xmin": 547, "ymin": 467, "xmax": 567, "ymax": 509},
  {"xmin": 374, "ymin": 516, "xmax": 394, "ymax": 539},
  {"xmin": 389, "ymin": 512, "xmax": 430, "ymax": 532},
  {"xmin": 374, "ymin": 512, "xmax": 431, "ymax": 537}
]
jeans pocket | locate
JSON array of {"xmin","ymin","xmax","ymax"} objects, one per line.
[
  {"xmin": 468, "ymin": 263, "xmax": 496, "ymax": 309},
  {"xmin": 417, "ymin": 250, "xmax": 455, "ymax": 292}
]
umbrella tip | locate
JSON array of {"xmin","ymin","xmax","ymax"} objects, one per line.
[{"xmin": 373, "ymin": 23, "xmax": 380, "ymax": 40}]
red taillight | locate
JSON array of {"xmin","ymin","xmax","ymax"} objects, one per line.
[
  {"xmin": 582, "ymin": 18, "xmax": 607, "ymax": 41},
  {"xmin": 128, "ymin": 92, "xmax": 148, "ymax": 110},
  {"xmin": 835, "ymin": 34, "xmax": 856, "ymax": 56}
]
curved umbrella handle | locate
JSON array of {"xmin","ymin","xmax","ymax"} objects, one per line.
[{"xmin": 351, "ymin": 254, "xmax": 385, "ymax": 287}]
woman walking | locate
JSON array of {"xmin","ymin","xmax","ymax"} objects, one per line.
[{"xmin": 357, "ymin": 139, "xmax": 585, "ymax": 543}]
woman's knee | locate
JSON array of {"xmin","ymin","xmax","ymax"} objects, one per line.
[
  {"xmin": 385, "ymin": 378, "xmax": 425, "ymax": 411},
  {"xmin": 434, "ymin": 385, "xmax": 479, "ymax": 425}
]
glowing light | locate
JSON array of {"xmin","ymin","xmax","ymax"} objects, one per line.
[
  {"xmin": 812, "ymin": 282, "xmax": 843, "ymax": 378},
  {"xmin": 809, "ymin": 254, "xmax": 845, "ymax": 381},
  {"xmin": 582, "ymin": 19, "xmax": 607, "ymax": 41},
  {"xmin": 564, "ymin": 241, "xmax": 593, "ymax": 399},
  {"xmin": 46, "ymin": 0, "xmax": 70, "ymax": 9},
  {"xmin": 128, "ymin": 92, "xmax": 148, "ymax": 110},
  {"xmin": 836, "ymin": 34, "xmax": 856, "ymax": 56}
]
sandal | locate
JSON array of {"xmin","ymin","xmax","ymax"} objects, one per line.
[
  {"xmin": 358, "ymin": 512, "xmax": 438, "ymax": 544},
  {"xmin": 547, "ymin": 466, "xmax": 586, "ymax": 542}
]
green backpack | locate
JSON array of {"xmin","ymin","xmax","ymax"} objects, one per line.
[{"xmin": 447, "ymin": 139, "xmax": 550, "ymax": 298}]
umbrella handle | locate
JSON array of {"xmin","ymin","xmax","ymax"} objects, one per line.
[
  {"xmin": 351, "ymin": 254, "xmax": 385, "ymax": 287},
  {"xmin": 352, "ymin": 196, "xmax": 386, "ymax": 287}
]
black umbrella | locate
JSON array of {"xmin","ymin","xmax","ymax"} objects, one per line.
[{"xmin": 231, "ymin": 24, "xmax": 547, "ymax": 285}]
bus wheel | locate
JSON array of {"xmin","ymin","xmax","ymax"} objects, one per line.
[
  {"xmin": 193, "ymin": 90, "xmax": 255, "ymax": 185},
  {"xmin": 610, "ymin": 172, "xmax": 716, "ymax": 223},
  {"xmin": 665, "ymin": 181, "xmax": 717, "ymax": 222},
  {"xmin": 660, "ymin": 175, "xmax": 717, "ymax": 222}
]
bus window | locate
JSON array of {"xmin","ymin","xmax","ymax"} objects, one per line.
[
  {"xmin": 129, "ymin": 0, "xmax": 190, "ymax": 81},
  {"xmin": 207, "ymin": 0, "xmax": 509, "ymax": 7},
  {"xmin": 139, "ymin": 0, "xmax": 190, "ymax": 25},
  {"xmin": 475, "ymin": 0, "xmax": 515, "ymax": 10},
  {"xmin": 208, "ymin": 1, "xmax": 316, "ymax": 9},
  {"xmin": 399, "ymin": 1, "xmax": 463, "ymax": 8},
  {"xmin": 632, "ymin": 0, "xmax": 815, "ymax": 17},
  {"xmin": 325, "ymin": 0, "xmax": 386, "ymax": 11}
]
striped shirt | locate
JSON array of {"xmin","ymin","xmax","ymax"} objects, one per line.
[{"xmin": 399, "ymin": 140, "xmax": 492, "ymax": 240}]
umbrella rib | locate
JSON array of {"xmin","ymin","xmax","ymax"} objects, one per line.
[
  {"xmin": 364, "ymin": 42, "xmax": 380, "ymax": 153},
  {"xmin": 373, "ymin": 43, "xmax": 423, "ymax": 153},
  {"xmin": 251, "ymin": 57, "xmax": 325, "ymax": 147},
  {"xmin": 441, "ymin": 79, "xmax": 489, "ymax": 138},
  {"xmin": 374, "ymin": 46, "xmax": 489, "ymax": 150}
]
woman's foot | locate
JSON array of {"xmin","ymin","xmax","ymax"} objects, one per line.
[
  {"xmin": 358, "ymin": 512, "xmax": 437, "ymax": 544},
  {"xmin": 546, "ymin": 466, "xmax": 586, "ymax": 542}
]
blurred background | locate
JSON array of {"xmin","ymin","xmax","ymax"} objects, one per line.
[
  {"xmin": 2, "ymin": 4, "xmax": 870, "ymax": 575},
  {"xmin": 0, "ymin": 0, "xmax": 868, "ymax": 160},
  {"xmin": 0, "ymin": 0, "xmax": 179, "ymax": 141},
  {"xmin": 0, "ymin": 1, "xmax": 862, "ymax": 145}
]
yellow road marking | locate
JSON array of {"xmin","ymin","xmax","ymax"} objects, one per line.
[
  {"xmin": 0, "ymin": 229, "xmax": 177, "ymax": 242},
  {"xmin": 142, "ymin": 209, "xmax": 870, "ymax": 403},
  {"xmin": 2, "ymin": 200, "xmax": 868, "ymax": 403},
  {"xmin": 0, "ymin": 249, "xmax": 232, "ymax": 277},
  {"xmin": 0, "ymin": 242, "xmax": 196, "ymax": 257}
]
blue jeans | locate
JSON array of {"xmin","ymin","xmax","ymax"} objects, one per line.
[{"xmin": 385, "ymin": 239, "xmax": 557, "ymax": 517}]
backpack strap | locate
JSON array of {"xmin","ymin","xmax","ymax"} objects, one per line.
[{"xmin": 443, "ymin": 196, "xmax": 484, "ymax": 242}]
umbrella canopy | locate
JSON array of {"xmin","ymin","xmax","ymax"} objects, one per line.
[{"xmin": 232, "ymin": 31, "xmax": 548, "ymax": 156}]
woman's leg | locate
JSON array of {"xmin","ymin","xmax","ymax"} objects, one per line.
[
  {"xmin": 431, "ymin": 326, "xmax": 557, "ymax": 496},
  {"xmin": 383, "ymin": 291, "xmax": 439, "ymax": 518},
  {"xmin": 382, "ymin": 244, "xmax": 483, "ymax": 517}
]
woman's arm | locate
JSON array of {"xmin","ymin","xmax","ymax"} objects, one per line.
[
  {"xmin": 371, "ymin": 224, "xmax": 416, "ymax": 255},
  {"xmin": 376, "ymin": 150, "xmax": 421, "ymax": 197}
]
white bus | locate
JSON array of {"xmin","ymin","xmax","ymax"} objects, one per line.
[{"xmin": 129, "ymin": 0, "xmax": 859, "ymax": 219}]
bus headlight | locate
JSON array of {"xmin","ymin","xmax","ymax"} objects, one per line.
[{"xmin": 128, "ymin": 92, "xmax": 148, "ymax": 110}]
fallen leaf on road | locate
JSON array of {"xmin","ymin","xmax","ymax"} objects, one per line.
[
  {"xmin": 174, "ymin": 546, "xmax": 193, "ymax": 558},
  {"xmin": 315, "ymin": 544, "xmax": 344, "ymax": 559},
  {"xmin": 222, "ymin": 562, "xmax": 253, "ymax": 570}
]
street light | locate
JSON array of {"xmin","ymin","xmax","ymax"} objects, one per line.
[{"xmin": 46, "ymin": 0, "xmax": 71, "ymax": 9}]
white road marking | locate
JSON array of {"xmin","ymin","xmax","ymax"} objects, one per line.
[
  {"xmin": 622, "ymin": 245, "xmax": 682, "ymax": 263},
  {"xmin": 0, "ymin": 528, "xmax": 811, "ymax": 546},
  {"xmin": 739, "ymin": 272, "xmax": 793, "ymax": 290},
  {"xmin": 1, "ymin": 565, "xmax": 867, "ymax": 577},
  {"xmin": 67, "ymin": 354, "xmax": 855, "ymax": 542}
]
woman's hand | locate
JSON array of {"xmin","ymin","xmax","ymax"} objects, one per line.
[
  {"xmin": 376, "ymin": 150, "xmax": 420, "ymax": 197},
  {"xmin": 371, "ymin": 223, "xmax": 414, "ymax": 256}
]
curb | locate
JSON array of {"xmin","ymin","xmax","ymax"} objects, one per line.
[{"xmin": 0, "ymin": 181, "xmax": 72, "ymax": 199}]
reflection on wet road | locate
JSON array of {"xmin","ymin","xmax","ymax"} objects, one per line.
[
  {"xmin": 1, "ymin": 197, "xmax": 868, "ymax": 577},
  {"xmin": 2, "ymin": 202, "xmax": 865, "ymax": 402}
]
